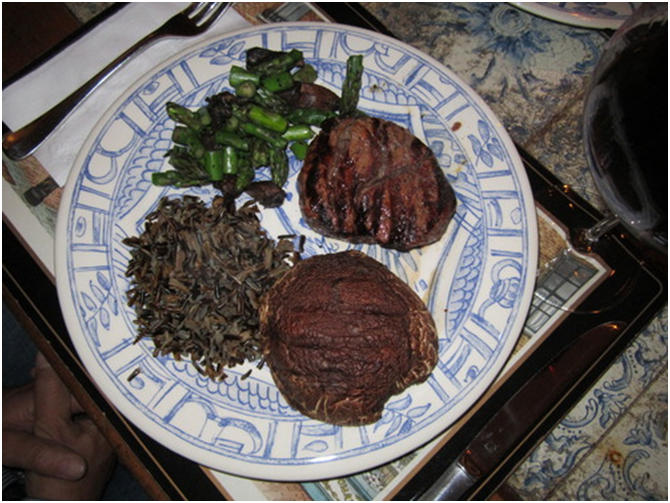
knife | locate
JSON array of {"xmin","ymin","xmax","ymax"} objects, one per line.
[{"xmin": 419, "ymin": 321, "xmax": 626, "ymax": 500}]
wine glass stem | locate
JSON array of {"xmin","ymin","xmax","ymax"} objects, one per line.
[{"xmin": 583, "ymin": 214, "xmax": 620, "ymax": 243}]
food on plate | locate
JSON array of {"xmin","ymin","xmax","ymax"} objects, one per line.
[
  {"xmin": 123, "ymin": 195, "xmax": 298, "ymax": 380},
  {"xmin": 131, "ymin": 50, "xmax": 452, "ymax": 387},
  {"xmin": 259, "ymin": 250, "xmax": 439, "ymax": 426},
  {"xmin": 153, "ymin": 47, "xmax": 456, "ymax": 250},
  {"xmin": 298, "ymin": 115, "xmax": 457, "ymax": 251},
  {"xmin": 151, "ymin": 48, "xmax": 355, "ymax": 208}
]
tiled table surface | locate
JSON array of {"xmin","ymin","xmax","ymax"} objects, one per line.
[{"xmin": 10, "ymin": 3, "xmax": 668, "ymax": 500}]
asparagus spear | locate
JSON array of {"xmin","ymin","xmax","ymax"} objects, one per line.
[
  {"xmin": 287, "ymin": 108, "xmax": 337, "ymax": 126},
  {"xmin": 261, "ymin": 72, "xmax": 294, "ymax": 93},
  {"xmin": 153, "ymin": 148, "xmax": 211, "ymax": 187},
  {"xmin": 166, "ymin": 102, "xmax": 207, "ymax": 132},
  {"xmin": 248, "ymin": 49, "xmax": 303, "ymax": 77},
  {"xmin": 290, "ymin": 141, "xmax": 309, "ymax": 160},
  {"xmin": 252, "ymin": 87, "xmax": 291, "ymax": 115},
  {"xmin": 269, "ymin": 148, "xmax": 289, "ymax": 188},
  {"xmin": 204, "ymin": 149, "xmax": 225, "ymax": 180},
  {"xmin": 247, "ymin": 105, "xmax": 288, "ymax": 133},
  {"xmin": 214, "ymin": 131, "xmax": 250, "ymax": 151},
  {"xmin": 340, "ymin": 55, "xmax": 364, "ymax": 117},
  {"xmin": 282, "ymin": 125, "xmax": 314, "ymax": 141},
  {"xmin": 229, "ymin": 66, "xmax": 260, "ymax": 87},
  {"xmin": 235, "ymin": 155, "xmax": 255, "ymax": 192}
]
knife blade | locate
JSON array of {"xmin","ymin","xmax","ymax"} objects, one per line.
[{"xmin": 420, "ymin": 321, "xmax": 626, "ymax": 500}]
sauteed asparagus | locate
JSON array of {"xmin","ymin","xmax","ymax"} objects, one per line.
[{"xmin": 152, "ymin": 48, "xmax": 364, "ymax": 206}]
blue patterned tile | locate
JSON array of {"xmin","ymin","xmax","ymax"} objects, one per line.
[
  {"xmin": 549, "ymin": 369, "xmax": 667, "ymax": 500},
  {"xmin": 506, "ymin": 432, "xmax": 593, "ymax": 500},
  {"xmin": 523, "ymin": 96, "xmax": 607, "ymax": 211},
  {"xmin": 364, "ymin": 4, "xmax": 606, "ymax": 138}
]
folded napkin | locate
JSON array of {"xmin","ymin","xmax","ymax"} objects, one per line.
[{"xmin": 3, "ymin": 3, "xmax": 251, "ymax": 186}]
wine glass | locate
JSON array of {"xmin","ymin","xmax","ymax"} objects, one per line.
[
  {"xmin": 580, "ymin": 2, "xmax": 668, "ymax": 256},
  {"xmin": 533, "ymin": 4, "xmax": 667, "ymax": 318}
]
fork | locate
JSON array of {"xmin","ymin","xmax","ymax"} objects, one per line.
[{"xmin": 3, "ymin": 2, "xmax": 229, "ymax": 161}]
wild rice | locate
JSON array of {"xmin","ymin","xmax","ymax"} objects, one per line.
[{"xmin": 123, "ymin": 195, "xmax": 298, "ymax": 381}]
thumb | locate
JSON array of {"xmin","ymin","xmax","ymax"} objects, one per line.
[{"xmin": 2, "ymin": 429, "xmax": 87, "ymax": 481}]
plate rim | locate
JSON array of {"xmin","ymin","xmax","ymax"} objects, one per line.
[
  {"xmin": 55, "ymin": 21, "xmax": 539, "ymax": 481},
  {"xmin": 511, "ymin": 2, "xmax": 636, "ymax": 29}
]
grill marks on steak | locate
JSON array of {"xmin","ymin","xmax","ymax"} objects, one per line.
[
  {"xmin": 260, "ymin": 251, "xmax": 438, "ymax": 426},
  {"xmin": 298, "ymin": 116, "xmax": 456, "ymax": 251}
]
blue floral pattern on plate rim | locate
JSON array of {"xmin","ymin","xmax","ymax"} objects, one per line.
[{"xmin": 55, "ymin": 22, "xmax": 538, "ymax": 481}]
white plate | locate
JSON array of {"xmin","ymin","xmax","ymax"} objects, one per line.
[
  {"xmin": 56, "ymin": 22, "xmax": 538, "ymax": 481},
  {"xmin": 512, "ymin": 2, "xmax": 639, "ymax": 29}
]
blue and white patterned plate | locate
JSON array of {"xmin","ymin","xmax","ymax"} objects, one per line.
[
  {"xmin": 55, "ymin": 23, "xmax": 538, "ymax": 481},
  {"xmin": 511, "ymin": 2, "xmax": 639, "ymax": 29}
]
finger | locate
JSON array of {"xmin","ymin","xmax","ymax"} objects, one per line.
[
  {"xmin": 33, "ymin": 353, "xmax": 73, "ymax": 424},
  {"xmin": 2, "ymin": 384, "xmax": 36, "ymax": 431},
  {"xmin": 3, "ymin": 429, "xmax": 87, "ymax": 481},
  {"xmin": 70, "ymin": 393, "xmax": 86, "ymax": 416}
]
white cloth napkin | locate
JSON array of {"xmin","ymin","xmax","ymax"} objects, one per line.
[{"xmin": 3, "ymin": 3, "xmax": 251, "ymax": 186}]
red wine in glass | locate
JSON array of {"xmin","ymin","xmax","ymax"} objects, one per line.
[{"xmin": 583, "ymin": 4, "xmax": 668, "ymax": 256}]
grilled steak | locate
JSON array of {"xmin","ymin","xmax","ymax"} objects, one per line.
[
  {"xmin": 260, "ymin": 251, "xmax": 438, "ymax": 426},
  {"xmin": 298, "ymin": 116, "xmax": 457, "ymax": 251}
]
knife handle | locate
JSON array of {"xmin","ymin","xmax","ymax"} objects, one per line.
[{"xmin": 419, "ymin": 461, "xmax": 477, "ymax": 500}]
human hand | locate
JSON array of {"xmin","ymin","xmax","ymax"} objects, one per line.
[
  {"xmin": 3, "ymin": 353, "xmax": 116, "ymax": 500},
  {"xmin": 3, "ymin": 375, "xmax": 88, "ymax": 480}
]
